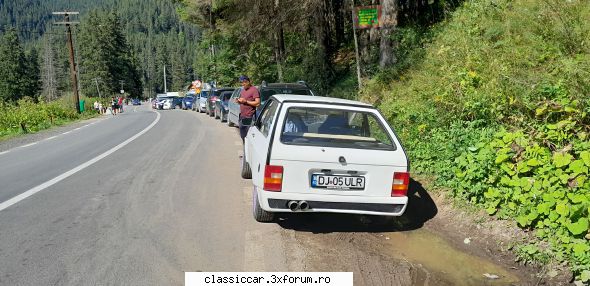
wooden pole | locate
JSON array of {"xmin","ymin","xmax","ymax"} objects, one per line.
[
  {"xmin": 350, "ymin": 1, "xmax": 362, "ymax": 91},
  {"xmin": 53, "ymin": 12, "xmax": 81, "ymax": 113}
]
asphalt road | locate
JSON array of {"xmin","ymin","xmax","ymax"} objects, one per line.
[{"xmin": 0, "ymin": 105, "xmax": 528, "ymax": 286}]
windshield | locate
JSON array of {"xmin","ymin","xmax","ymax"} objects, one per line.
[
  {"xmin": 280, "ymin": 107, "xmax": 396, "ymax": 151},
  {"xmin": 260, "ymin": 88, "xmax": 311, "ymax": 103}
]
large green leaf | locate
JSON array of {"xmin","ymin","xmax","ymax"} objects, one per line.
[
  {"xmin": 553, "ymin": 152, "xmax": 573, "ymax": 168},
  {"xmin": 568, "ymin": 160, "xmax": 588, "ymax": 174},
  {"xmin": 527, "ymin": 158, "xmax": 541, "ymax": 166},
  {"xmin": 581, "ymin": 151, "xmax": 590, "ymax": 167},
  {"xmin": 567, "ymin": 218, "xmax": 589, "ymax": 235},
  {"xmin": 572, "ymin": 243, "xmax": 590, "ymax": 256},
  {"xmin": 556, "ymin": 203, "xmax": 569, "ymax": 216},
  {"xmin": 495, "ymin": 154, "xmax": 510, "ymax": 164}
]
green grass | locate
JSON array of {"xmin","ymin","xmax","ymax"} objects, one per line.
[{"xmin": 0, "ymin": 96, "xmax": 100, "ymax": 141}]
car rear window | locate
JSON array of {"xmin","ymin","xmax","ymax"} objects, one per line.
[{"xmin": 280, "ymin": 107, "xmax": 396, "ymax": 151}]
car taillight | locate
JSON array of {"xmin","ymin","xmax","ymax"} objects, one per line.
[
  {"xmin": 264, "ymin": 165, "xmax": 283, "ymax": 192},
  {"xmin": 391, "ymin": 172, "xmax": 409, "ymax": 197}
]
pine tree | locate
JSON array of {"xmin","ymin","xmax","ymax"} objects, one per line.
[{"xmin": 0, "ymin": 29, "xmax": 30, "ymax": 102}]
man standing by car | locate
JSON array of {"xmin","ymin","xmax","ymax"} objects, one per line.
[{"xmin": 237, "ymin": 75, "xmax": 260, "ymax": 143}]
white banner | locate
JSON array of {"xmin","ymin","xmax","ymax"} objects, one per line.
[{"xmin": 185, "ymin": 272, "xmax": 353, "ymax": 286}]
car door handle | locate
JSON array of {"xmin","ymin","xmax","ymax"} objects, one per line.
[{"xmin": 251, "ymin": 133, "xmax": 255, "ymax": 137}]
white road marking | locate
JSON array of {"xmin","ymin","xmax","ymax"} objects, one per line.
[
  {"xmin": 0, "ymin": 151, "xmax": 9, "ymax": 156},
  {"xmin": 45, "ymin": 136, "xmax": 58, "ymax": 141},
  {"xmin": 20, "ymin": 142, "xmax": 38, "ymax": 148},
  {"xmin": 62, "ymin": 131, "xmax": 71, "ymax": 135},
  {"xmin": 0, "ymin": 111, "xmax": 161, "ymax": 212}
]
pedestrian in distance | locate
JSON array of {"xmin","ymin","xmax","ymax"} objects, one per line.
[
  {"xmin": 235, "ymin": 75, "xmax": 260, "ymax": 143},
  {"xmin": 118, "ymin": 96, "xmax": 124, "ymax": 113},
  {"xmin": 111, "ymin": 97, "xmax": 118, "ymax": 115}
]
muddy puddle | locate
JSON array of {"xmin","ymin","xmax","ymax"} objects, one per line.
[{"xmin": 380, "ymin": 229, "xmax": 520, "ymax": 285}]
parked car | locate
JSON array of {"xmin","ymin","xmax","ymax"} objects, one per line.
[
  {"xmin": 227, "ymin": 87, "xmax": 242, "ymax": 127},
  {"xmin": 171, "ymin": 96, "xmax": 183, "ymax": 109},
  {"xmin": 197, "ymin": 89, "xmax": 211, "ymax": 113},
  {"xmin": 132, "ymin": 98, "xmax": 141, "ymax": 105},
  {"xmin": 206, "ymin": 87, "xmax": 235, "ymax": 117},
  {"xmin": 214, "ymin": 90, "xmax": 234, "ymax": 122},
  {"xmin": 183, "ymin": 96, "xmax": 195, "ymax": 110},
  {"xmin": 162, "ymin": 98, "xmax": 173, "ymax": 110},
  {"xmin": 242, "ymin": 94, "xmax": 409, "ymax": 223}
]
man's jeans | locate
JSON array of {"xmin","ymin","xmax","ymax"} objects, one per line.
[{"xmin": 239, "ymin": 115, "xmax": 253, "ymax": 143}]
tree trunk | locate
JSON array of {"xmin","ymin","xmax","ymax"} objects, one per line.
[{"xmin": 379, "ymin": 0, "xmax": 398, "ymax": 68}]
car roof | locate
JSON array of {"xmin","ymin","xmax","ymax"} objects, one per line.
[{"xmin": 271, "ymin": 94, "xmax": 373, "ymax": 108}]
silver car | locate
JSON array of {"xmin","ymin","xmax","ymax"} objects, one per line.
[{"xmin": 197, "ymin": 89, "xmax": 211, "ymax": 113}]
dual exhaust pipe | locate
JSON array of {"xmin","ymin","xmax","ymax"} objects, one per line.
[{"xmin": 287, "ymin": 200, "xmax": 309, "ymax": 211}]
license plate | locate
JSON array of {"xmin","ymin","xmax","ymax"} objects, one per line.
[{"xmin": 311, "ymin": 174, "xmax": 365, "ymax": 190}]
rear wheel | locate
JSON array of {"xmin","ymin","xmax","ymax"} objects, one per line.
[
  {"xmin": 240, "ymin": 152, "xmax": 252, "ymax": 179},
  {"xmin": 228, "ymin": 115, "xmax": 234, "ymax": 127},
  {"xmin": 253, "ymin": 187, "xmax": 274, "ymax": 222}
]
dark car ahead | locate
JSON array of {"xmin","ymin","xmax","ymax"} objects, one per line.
[
  {"xmin": 214, "ymin": 90, "xmax": 234, "ymax": 122},
  {"xmin": 206, "ymin": 87, "xmax": 235, "ymax": 117},
  {"xmin": 183, "ymin": 96, "xmax": 195, "ymax": 110},
  {"xmin": 132, "ymin": 98, "xmax": 141, "ymax": 105}
]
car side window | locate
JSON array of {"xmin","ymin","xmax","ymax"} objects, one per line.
[
  {"xmin": 231, "ymin": 88, "xmax": 241, "ymax": 100},
  {"xmin": 257, "ymin": 100, "xmax": 278, "ymax": 137}
]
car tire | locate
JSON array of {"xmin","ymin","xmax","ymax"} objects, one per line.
[
  {"xmin": 240, "ymin": 153, "xmax": 252, "ymax": 179},
  {"xmin": 228, "ymin": 116, "xmax": 234, "ymax": 127},
  {"xmin": 253, "ymin": 187, "xmax": 274, "ymax": 223}
]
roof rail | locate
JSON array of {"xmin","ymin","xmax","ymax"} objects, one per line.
[{"xmin": 297, "ymin": 80, "xmax": 309, "ymax": 87}]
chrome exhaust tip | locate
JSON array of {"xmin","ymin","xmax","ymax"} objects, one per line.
[
  {"xmin": 299, "ymin": 201, "xmax": 309, "ymax": 211},
  {"xmin": 287, "ymin": 201, "xmax": 299, "ymax": 211}
]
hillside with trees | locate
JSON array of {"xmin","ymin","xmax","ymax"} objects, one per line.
[{"xmin": 0, "ymin": 0, "xmax": 201, "ymax": 102}]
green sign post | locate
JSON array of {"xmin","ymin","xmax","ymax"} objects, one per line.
[{"xmin": 354, "ymin": 5, "xmax": 382, "ymax": 29}]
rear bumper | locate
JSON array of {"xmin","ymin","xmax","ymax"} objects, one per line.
[{"xmin": 258, "ymin": 190, "xmax": 408, "ymax": 216}]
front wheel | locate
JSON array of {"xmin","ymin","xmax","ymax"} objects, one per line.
[
  {"xmin": 253, "ymin": 187, "xmax": 274, "ymax": 222},
  {"xmin": 241, "ymin": 152, "xmax": 252, "ymax": 179}
]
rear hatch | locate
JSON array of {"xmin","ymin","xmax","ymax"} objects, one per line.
[
  {"xmin": 268, "ymin": 103, "xmax": 407, "ymax": 197},
  {"xmin": 271, "ymin": 146, "xmax": 406, "ymax": 197}
]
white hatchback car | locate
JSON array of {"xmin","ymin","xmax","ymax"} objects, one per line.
[{"xmin": 243, "ymin": 94, "xmax": 410, "ymax": 222}]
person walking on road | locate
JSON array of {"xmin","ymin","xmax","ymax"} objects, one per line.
[
  {"xmin": 111, "ymin": 97, "xmax": 118, "ymax": 115},
  {"xmin": 236, "ymin": 75, "xmax": 260, "ymax": 143}
]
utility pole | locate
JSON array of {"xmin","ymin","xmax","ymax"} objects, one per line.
[
  {"xmin": 53, "ymin": 11, "xmax": 81, "ymax": 113},
  {"xmin": 350, "ymin": 1, "xmax": 362, "ymax": 90},
  {"xmin": 163, "ymin": 65, "xmax": 167, "ymax": 93}
]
